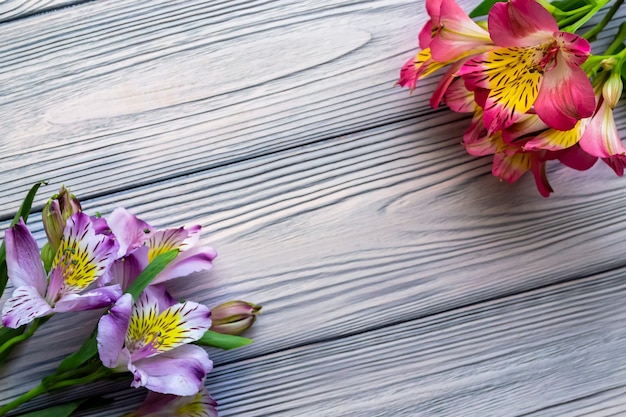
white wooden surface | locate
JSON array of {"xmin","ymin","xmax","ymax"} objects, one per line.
[{"xmin": 1, "ymin": 0, "xmax": 626, "ymax": 416}]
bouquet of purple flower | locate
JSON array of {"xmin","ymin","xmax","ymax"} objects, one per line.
[{"xmin": 0, "ymin": 183, "xmax": 261, "ymax": 416}]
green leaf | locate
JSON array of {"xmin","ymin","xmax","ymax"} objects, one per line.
[
  {"xmin": 0, "ymin": 181, "xmax": 48, "ymax": 297},
  {"xmin": 125, "ymin": 249, "xmax": 179, "ymax": 301},
  {"xmin": 20, "ymin": 400, "xmax": 84, "ymax": 417},
  {"xmin": 552, "ymin": 0, "xmax": 593, "ymax": 12},
  {"xmin": 469, "ymin": 0, "xmax": 504, "ymax": 18},
  {"xmin": 195, "ymin": 330, "xmax": 253, "ymax": 350},
  {"xmin": 54, "ymin": 332, "xmax": 97, "ymax": 374}
]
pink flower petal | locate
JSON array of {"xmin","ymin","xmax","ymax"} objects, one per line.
[
  {"xmin": 2, "ymin": 286, "xmax": 53, "ymax": 328},
  {"xmin": 443, "ymin": 77, "xmax": 476, "ymax": 113},
  {"xmin": 579, "ymin": 99, "xmax": 626, "ymax": 158},
  {"xmin": 555, "ymin": 145, "xmax": 598, "ymax": 171},
  {"xmin": 524, "ymin": 120, "xmax": 585, "ymax": 151},
  {"xmin": 534, "ymin": 58, "xmax": 595, "ymax": 131},
  {"xmin": 488, "ymin": 0, "xmax": 556, "ymax": 47},
  {"xmin": 492, "ymin": 151, "xmax": 532, "ymax": 183},
  {"xmin": 5, "ymin": 220, "xmax": 47, "ymax": 295}
]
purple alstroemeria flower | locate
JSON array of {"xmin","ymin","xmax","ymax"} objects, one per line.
[
  {"xmin": 99, "ymin": 208, "xmax": 217, "ymax": 289},
  {"xmin": 2, "ymin": 213, "xmax": 121, "ymax": 328},
  {"xmin": 97, "ymin": 286, "xmax": 213, "ymax": 395},
  {"xmin": 123, "ymin": 387, "xmax": 218, "ymax": 417}
]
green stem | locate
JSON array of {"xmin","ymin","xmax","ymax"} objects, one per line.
[
  {"xmin": 563, "ymin": 0, "xmax": 612, "ymax": 33},
  {"xmin": 0, "ymin": 367, "xmax": 112, "ymax": 416},
  {"xmin": 47, "ymin": 367, "xmax": 112, "ymax": 391},
  {"xmin": 583, "ymin": 0, "xmax": 625, "ymax": 40},
  {"xmin": 0, "ymin": 383, "xmax": 46, "ymax": 416},
  {"xmin": 0, "ymin": 317, "xmax": 48, "ymax": 357},
  {"xmin": 604, "ymin": 21, "xmax": 626, "ymax": 55}
]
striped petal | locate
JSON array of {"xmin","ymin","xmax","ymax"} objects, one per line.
[
  {"xmin": 524, "ymin": 120, "xmax": 586, "ymax": 151},
  {"xmin": 459, "ymin": 47, "xmax": 543, "ymax": 133},
  {"xmin": 46, "ymin": 213, "xmax": 118, "ymax": 303},
  {"xmin": 126, "ymin": 291, "xmax": 211, "ymax": 361},
  {"xmin": 130, "ymin": 344, "xmax": 213, "ymax": 396},
  {"xmin": 2, "ymin": 286, "xmax": 53, "ymax": 328},
  {"xmin": 493, "ymin": 152, "xmax": 531, "ymax": 183},
  {"xmin": 397, "ymin": 49, "xmax": 447, "ymax": 92}
]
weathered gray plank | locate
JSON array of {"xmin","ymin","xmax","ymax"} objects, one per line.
[
  {"xmin": 0, "ymin": 0, "xmax": 85, "ymax": 23},
  {"xmin": 15, "ymin": 258, "xmax": 626, "ymax": 416},
  {"xmin": 0, "ymin": 0, "xmax": 621, "ymax": 218},
  {"xmin": 3, "ymin": 114, "xmax": 626, "ymax": 407},
  {"xmin": 184, "ymin": 267, "xmax": 626, "ymax": 417}
]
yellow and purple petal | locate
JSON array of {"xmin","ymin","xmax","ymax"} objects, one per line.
[
  {"xmin": 126, "ymin": 290, "xmax": 211, "ymax": 360},
  {"xmin": 47, "ymin": 213, "xmax": 119, "ymax": 302},
  {"xmin": 123, "ymin": 388, "xmax": 218, "ymax": 417},
  {"xmin": 459, "ymin": 47, "xmax": 543, "ymax": 133}
]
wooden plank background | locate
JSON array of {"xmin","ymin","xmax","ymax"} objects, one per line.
[{"xmin": 1, "ymin": 0, "xmax": 626, "ymax": 416}]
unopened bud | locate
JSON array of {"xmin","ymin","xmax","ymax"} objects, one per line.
[
  {"xmin": 42, "ymin": 186, "xmax": 82, "ymax": 253},
  {"xmin": 603, "ymin": 70, "xmax": 623, "ymax": 109},
  {"xmin": 210, "ymin": 301, "xmax": 261, "ymax": 335}
]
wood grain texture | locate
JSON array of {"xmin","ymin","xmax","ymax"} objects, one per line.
[
  {"xmin": 0, "ymin": 0, "xmax": 86, "ymax": 23},
  {"xmin": 3, "ymin": 114, "xmax": 626, "ymax": 410},
  {"xmin": 15, "ymin": 259, "xmax": 626, "ymax": 416},
  {"xmin": 0, "ymin": 0, "xmax": 621, "ymax": 219}
]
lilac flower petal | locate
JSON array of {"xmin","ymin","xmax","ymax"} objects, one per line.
[
  {"xmin": 2, "ymin": 286, "xmax": 53, "ymax": 328},
  {"xmin": 130, "ymin": 344, "xmax": 213, "ymax": 395},
  {"xmin": 99, "ymin": 246, "xmax": 149, "ymax": 289},
  {"xmin": 129, "ymin": 296, "xmax": 211, "ymax": 361},
  {"xmin": 5, "ymin": 220, "xmax": 47, "ymax": 295},
  {"xmin": 98, "ymin": 293, "xmax": 133, "ymax": 368},
  {"xmin": 108, "ymin": 208, "xmax": 153, "ymax": 257},
  {"xmin": 152, "ymin": 246, "xmax": 217, "ymax": 285},
  {"xmin": 54, "ymin": 285, "xmax": 122, "ymax": 312},
  {"xmin": 124, "ymin": 388, "xmax": 218, "ymax": 417}
]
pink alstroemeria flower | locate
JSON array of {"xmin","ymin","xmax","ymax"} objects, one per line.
[
  {"xmin": 427, "ymin": 0, "xmax": 493, "ymax": 63},
  {"xmin": 100, "ymin": 208, "xmax": 217, "ymax": 288},
  {"xmin": 458, "ymin": 0, "xmax": 595, "ymax": 133},
  {"xmin": 2, "ymin": 213, "xmax": 120, "ymax": 328},
  {"xmin": 123, "ymin": 388, "xmax": 218, "ymax": 417},
  {"xmin": 97, "ymin": 287, "xmax": 213, "ymax": 395}
]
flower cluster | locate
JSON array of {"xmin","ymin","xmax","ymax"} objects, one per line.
[
  {"xmin": 398, "ymin": 0, "xmax": 626, "ymax": 196},
  {"xmin": 0, "ymin": 185, "xmax": 261, "ymax": 417}
]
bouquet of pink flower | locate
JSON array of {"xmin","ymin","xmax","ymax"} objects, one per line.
[
  {"xmin": 398, "ymin": 0, "xmax": 626, "ymax": 196},
  {"xmin": 0, "ymin": 183, "xmax": 261, "ymax": 416}
]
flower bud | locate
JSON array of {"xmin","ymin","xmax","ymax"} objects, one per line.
[
  {"xmin": 209, "ymin": 301, "xmax": 261, "ymax": 335},
  {"xmin": 42, "ymin": 186, "xmax": 82, "ymax": 253},
  {"xmin": 603, "ymin": 70, "xmax": 623, "ymax": 109}
]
